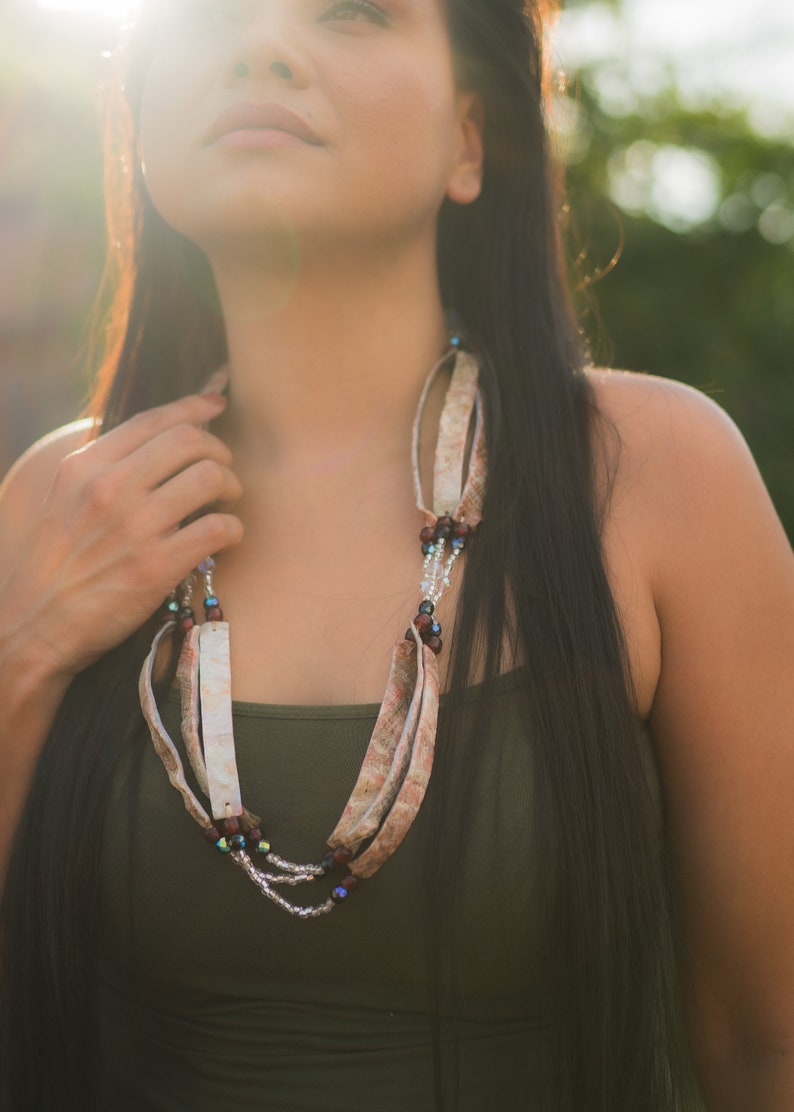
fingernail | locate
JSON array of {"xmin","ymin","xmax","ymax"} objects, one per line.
[
  {"xmin": 202, "ymin": 368, "xmax": 229, "ymax": 396},
  {"xmin": 203, "ymin": 392, "xmax": 227, "ymax": 407}
]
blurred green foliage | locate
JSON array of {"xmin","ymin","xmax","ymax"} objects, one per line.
[{"xmin": 560, "ymin": 75, "xmax": 794, "ymax": 538}]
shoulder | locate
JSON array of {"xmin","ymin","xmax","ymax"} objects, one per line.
[
  {"xmin": 586, "ymin": 366, "xmax": 751, "ymax": 485},
  {"xmin": 584, "ymin": 368, "xmax": 780, "ymax": 574},
  {"xmin": 0, "ymin": 419, "xmax": 98, "ymax": 564},
  {"xmin": 584, "ymin": 368, "xmax": 792, "ymax": 716}
]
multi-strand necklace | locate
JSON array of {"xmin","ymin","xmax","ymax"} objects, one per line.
[{"xmin": 139, "ymin": 344, "xmax": 486, "ymax": 918}]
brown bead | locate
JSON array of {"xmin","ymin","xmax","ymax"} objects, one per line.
[
  {"xmin": 204, "ymin": 825, "xmax": 221, "ymax": 845},
  {"xmin": 205, "ymin": 606, "xmax": 223, "ymax": 622},
  {"xmin": 419, "ymin": 526, "xmax": 436, "ymax": 545},
  {"xmin": 425, "ymin": 635, "xmax": 443, "ymax": 655},
  {"xmin": 414, "ymin": 612, "xmax": 433, "ymax": 635},
  {"xmin": 453, "ymin": 521, "xmax": 472, "ymax": 539},
  {"xmin": 341, "ymin": 875, "xmax": 360, "ymax": 893},
  {"xmin": 332, "ymin": 845, "xmax": 353, "ymax": 866},
  {"xmin": 224, "ymin": 816, "xmax": 241, "ymax": 836},
  {"xmin": 179, "ymin": 616, "xmax": 195, "ymax": 633},
  {"xmin": 247, "ymin": 827, "xmax": 263, "ymax": 843}
]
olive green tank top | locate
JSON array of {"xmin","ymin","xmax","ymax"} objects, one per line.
[{"xmin": 94, "ymin": 672, "xmax": 661, "ymax": 1111}]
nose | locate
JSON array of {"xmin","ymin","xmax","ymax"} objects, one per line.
[{"xmin": 228, "ymin": 10, "xmax": 312, "ymax": 91}]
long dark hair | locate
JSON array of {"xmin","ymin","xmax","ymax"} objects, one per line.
[{"xmin": 1, "ymin": 1, "xmax": 696, "ymax": 1108}]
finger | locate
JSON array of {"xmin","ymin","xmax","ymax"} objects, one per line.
[
  {"xmin": 89, "ymin": 392, "xmax": 228, "ymax": 466},
  {"xmin": 160, "ymin": 511, "xmax": 244, "ymax": 580},
  {"xmin": 148, "ymin": 459, "xmax": 243, "ymax": 535},
  {"xmin": 121, "ymin": 423, "xmax": 234, "ymax": 493}
]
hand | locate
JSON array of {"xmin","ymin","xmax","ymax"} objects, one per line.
[{"xmin": 4, "ymin": 391, "xmax": 243, "ymax": 683}]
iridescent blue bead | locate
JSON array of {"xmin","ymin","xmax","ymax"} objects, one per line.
[
  {"xmin": 431, "ymin": 622, "xmax": 442, "ymax": 636},
  {"xmin": 418, "ymin": 600, "xmax": 435, "ymax": 616},
  {"xmin": 203, "ymin": 596, "xmax": 219, "ymax": 609},
  {"xmin": 229, "ymin": 834, "xmax": 246, "ymax": 853},
  {"xmin": 166, "ymin": 599, "xmax": 180, "ymax": 614},
  {"xmin": 199, "ymin": 558, "xmax": 216, "ymax": 575},
  {"xmin": 255, "ymin": 839, "xmax": 272, "ymax": 855},
  {"xmin": 421, "ymin": 543, "xmax": 435, "ymax": 556},
  {"xmin": 215, "ymin": 836, "xmax": 232, "ymax": 854},
  {"xmin": 451, "ymin": 538, "xmax": 465, "ymax": 552},
  {"xmin": 331, "ymin": 885, "xmax": 350, "ymax": 902},
  {"xmin": 321, "ymin": 850, "xmax": 336, "ymax": 872},
  {"xmin": 450, "ymin": 335, "xmax": 462, "ymax": 348}
]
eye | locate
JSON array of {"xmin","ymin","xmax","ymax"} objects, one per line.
[{"xmin": 320, "ymin": 0, "xmax": 391, "ymax": 27}]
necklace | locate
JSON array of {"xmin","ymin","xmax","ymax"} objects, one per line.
[{"xmin": 139, "ymin": 344, "xmax": 486, "ymax": 918}]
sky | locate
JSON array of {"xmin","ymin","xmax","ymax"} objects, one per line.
[{"xmin": 555, "ymin": 0, "xmax": 794, "ymax": 137}]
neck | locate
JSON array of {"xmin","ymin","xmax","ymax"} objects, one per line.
[{"xmin": 208, "ymin": 237, "xmax": 450, "ymax": 477}]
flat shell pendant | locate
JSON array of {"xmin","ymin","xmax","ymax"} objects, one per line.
[{"xmin": 199, "ymin": 621, "xmax": 243, "ymax": 821}]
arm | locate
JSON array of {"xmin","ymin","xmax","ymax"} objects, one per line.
[
  {"xmin": 605, "ymin": 376, "xmax": 794, "ymax": 1108},
  {"xmin": 0, "ymin": 392, "xmax": 242, "ymax": 887}
]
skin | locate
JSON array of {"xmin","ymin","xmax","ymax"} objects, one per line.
[{"xmin": 1, "ymin": 0, "xmax": 793, "ymax": 1105}]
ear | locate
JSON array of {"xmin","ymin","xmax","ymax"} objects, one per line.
[{"xmin": 445, "ymin": 90, "xmax": 485, "ymax": 205}]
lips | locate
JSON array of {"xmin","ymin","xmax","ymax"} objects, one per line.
[{"xmin": 205, "ymin": 102, "xmax": 322, "ymax": 146}]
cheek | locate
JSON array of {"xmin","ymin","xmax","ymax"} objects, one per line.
[{"xmin": 335, "ymin": 64, "xmax": 459, "ymax": 201}]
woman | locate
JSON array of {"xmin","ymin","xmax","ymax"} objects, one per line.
[{"xmin": 1, "ymin": 0, "xmax": 792, "ymax": 1108}]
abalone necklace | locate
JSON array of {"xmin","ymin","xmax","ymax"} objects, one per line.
[{"xmin": 139, "ymin": 343, "xmax": 486, "ymax": 918}]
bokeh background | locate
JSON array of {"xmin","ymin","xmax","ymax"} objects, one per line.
[{"xmin": 1, "ymin": 0, "xmax": 792, "ymax": 535}]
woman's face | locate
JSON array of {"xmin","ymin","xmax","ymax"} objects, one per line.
[{"xmin": 138, "ymin": 0, "xmax": 483, "ymax": 255}]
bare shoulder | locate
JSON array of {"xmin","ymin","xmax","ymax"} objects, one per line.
[
  {"xmin": 0, "ymin": 419, "xmax": 97, "ymax": 564},
  {"xmin": 587, "ymin": 366, "xmax": 753, "ymax": 490},
  {"xmin": 584, "ymin": 368, "xmax": 785, "ymax": 575}
]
